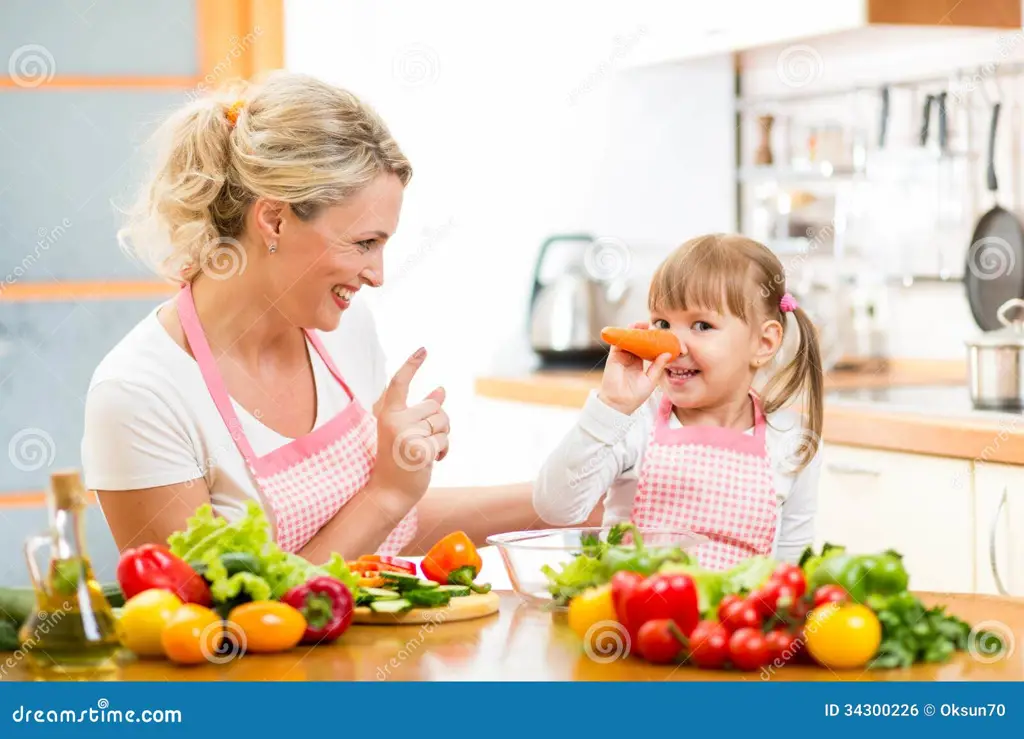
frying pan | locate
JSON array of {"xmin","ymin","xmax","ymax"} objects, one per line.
[{"xmin": 964, "ymin": 101, "xmax": 1024, "ymax": 331}]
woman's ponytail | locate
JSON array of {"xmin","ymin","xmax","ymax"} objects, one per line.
[{"xmin": 761, "ymin": 304, "xmax": 824, "ymax": 471}]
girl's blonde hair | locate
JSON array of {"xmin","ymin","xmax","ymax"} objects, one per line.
[
  {"xmin": 118, "ymin": 71, "xmax": 413, "ymax": 282},
  {"xmin": 648, "ymin": 233, "xmax": 824, "ymax": 470}
]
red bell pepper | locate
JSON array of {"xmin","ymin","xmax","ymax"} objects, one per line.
[
  {"xmin": 116, "ymin": 543, "xmax": 212, "ymax": 606},
  {"xmin": 617, "ymin": 572, "xmax": 699, "ymax": 640},
  {"xmin": 280, "ymin": 576, "xmax": 354, "ymax": 645},
  {"xmin": 421, "ymin": 531, "xmax": 491, "ymax": 593},
  {"xmin": 610, "ymin": 570, "xmax": 645, "ymax": 644}
]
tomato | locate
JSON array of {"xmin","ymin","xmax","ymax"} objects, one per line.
[
  {"xmin": 720, "ymin": 601, "xmax": 761, "ymax": 633},
  {"xmin": 764, "ymin": 628, "xmax": 801, "ymax": 665},
  {"xmin": 228, "ymin": 601, "xmax": 307, "ymax": 654},
  {"xmin": 687, "ymin": 620, "xmax": 730, "ymax": 669},
  {"xmin": 568, "ymin": 584, "xmax": 619, "ymax": 642},
  {"xmin": 728, "ymin": 627, "xmax": 771, "ymax": 671},
  {"xmin": 116, "ymin": 590, "xmax": 182, "ymax": 658},
  {"xmin": 746, "ymin": 580, "xmax": 781, "ymax": 618},
  {"xmin": 787, "ymin": 595, "xmax": 813, "ymax": 624},
  {"xmin": 161, "ymin": 604, "xmax": 223, "ymax": 665},
  {"xmin": 773, "ymin": 563, "xmax": 807, "ymax": 598},
  {"xmin": 813, "ymin": 584, "xmax": 849, "ymax": 608},
  {"xmin": 356, "ymin": 554, "xmax": 417, "ymax": 574},
  {"xmin": 636, "ymin": 620, "xmax": 684, "ymax": 664},
  {"xmin": 804, "ymin": 604, "xmax": 881, "ymax": 669},
  {"xmin": 716, "ymin": 594, "xmax": 744, "ymax": 622}
]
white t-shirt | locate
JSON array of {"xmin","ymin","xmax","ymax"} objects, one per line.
[
  {"xmin": 532, "ymin": 390, "xmax": 822, "ymax": 563},
  {"xmin": 81, "ymin": 298, "xmax": 388, "ymax": 525}
]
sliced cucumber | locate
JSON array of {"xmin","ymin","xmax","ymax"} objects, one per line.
[
  {"xmin": 369, "ymin": 598, "xmax": 412, "ymax": 614},
  {"xmin": 378, "ymin": 571, "xmax": 421, "ymax": 587},
  {"xmin": 361, "ymin": 587, "xmax": 401, "ymax": 600},
  {"xmin": 416, "ymin": 579, "xmax": 440, "ymax": 589},
  {"xmin": 404, "ymin": 589, "xmax": 452, "ymax": 608},
  {"xmin": 436, "ymin": 585, "xmax": 471, "ymax": 597}
]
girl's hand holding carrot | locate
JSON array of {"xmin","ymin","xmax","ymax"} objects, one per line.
[{"xmin": 598, "ymin": 322, "xmax": 677, "ymax": 416}]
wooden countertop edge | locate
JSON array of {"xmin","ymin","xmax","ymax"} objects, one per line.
[{"xmin": 473, "ymin": 373, "xmax": 1024, "ymax": 464}]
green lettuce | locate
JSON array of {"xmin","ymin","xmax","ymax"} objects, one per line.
[{"xmin": 660, "ymin": 555, "xmax": 777, "ymax": 617}]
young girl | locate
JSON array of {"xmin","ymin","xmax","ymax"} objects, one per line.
[{"xmin": 533, "ymin": 234, "xmax": 824, "ymax": 569}]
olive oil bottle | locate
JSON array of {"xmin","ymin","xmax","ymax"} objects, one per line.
[{"xmin": 19, "ymin": 470, "xmax": 121, "ymax": 677}]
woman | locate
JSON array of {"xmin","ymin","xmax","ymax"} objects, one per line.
[{"xmin": 82, "ymin": 71, "xmax": 553, "ymax": 562}]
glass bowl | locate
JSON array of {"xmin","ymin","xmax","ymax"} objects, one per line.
[{"xmin": 485, "ymin": 527, "xmax": 708, "ymax": 610}]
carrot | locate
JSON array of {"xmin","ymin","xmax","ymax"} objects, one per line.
[{"xmin": 600, "ymin": 326, "xmax": 680, "ymax": 361}]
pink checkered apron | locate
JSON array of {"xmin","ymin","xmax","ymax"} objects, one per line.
[
  {"xmin": 630, "ymin": 392, "xmax": 777, "ymax": 570},
  {"xmin": 177, "ymin": 283, "xmax": 417, "ymax": 555}
]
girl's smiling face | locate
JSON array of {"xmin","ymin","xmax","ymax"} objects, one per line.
[{"xmin": 651, "ymin": 305, "xmax": 766, "ymax": 408}]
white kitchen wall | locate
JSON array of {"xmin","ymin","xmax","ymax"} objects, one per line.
[{"xmin": 285, "ymin": 1, "xmax": 736, "ymax": 487}]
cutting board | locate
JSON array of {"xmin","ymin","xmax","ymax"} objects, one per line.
[{"xmin": 352, "ymin": 592, "xmax": 500, "ymax": 625}]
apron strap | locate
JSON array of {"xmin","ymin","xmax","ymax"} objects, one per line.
[
  {"xmin": 177, "ymin": 283, "xmax": 259, "ymax": 466},
  {"xmin": 304, "ymin": 330, "xmax": 356, "ymax": 403},
  {"xmin": 656, "ymin": 390, "xmax": 768, "ymax": 442}
]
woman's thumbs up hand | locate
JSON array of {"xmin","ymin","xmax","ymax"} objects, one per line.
[{"xmin": 369, "ymin": 347, "xmax": 450, "ymax": 512}]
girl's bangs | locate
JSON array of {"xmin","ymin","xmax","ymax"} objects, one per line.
[{"xmin": 648, "ymin": 237, "xmax": 753, "ymax": 320}]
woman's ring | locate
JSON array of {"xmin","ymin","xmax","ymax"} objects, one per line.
[{"xmin": 425, "ymin": 418, "xmax": 435, "ymax": 435}]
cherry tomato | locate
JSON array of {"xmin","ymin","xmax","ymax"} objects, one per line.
[
  {"xmin": 813, "ymin": 584, "xmax": 849, "ymax": 608},
  {"xmin": 747, "ymin": 580, "xmax": 782, "ymax": 618},
  {"xmin": 227, "ymin": 601, "xmax": 306, "ymax": 654},
  {"xmin": 716, "ymin": 594, "xmax": 744, "ymax": 622},
  {"xmin": 636, "ymin": 619, "xmax": 684, "ymax": 664},
  {"xmin": 687, "ymin": 620, "xmax": 730, "ymax": 669},
  {"xmin": 787, "ymin": 595, "xmax": 813, "ymax": 624},
  {"xmin": 764, "ymin": 628, "xmax": 802, "ymax": 665},
  {"xmin": 772, "ymin": 563, "xmax": 807, "ymax": 598},
  {"xmin": 728, "ymin": 627, "xmax": 771, "ymax": 671},
  {"xmin": 720, "ymin": 600, "xmax": 761, "ymax": 633}
]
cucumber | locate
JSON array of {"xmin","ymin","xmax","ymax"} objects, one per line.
[
  {"xmin": 416, "ymin": 580, "xmax": 439, "ymax": 589},
  {"xmin": 404, "ymin": 589, "xmax": 452, "ymax": 608},
  {"xmin": 190, "ymin": 552, "xmax": 262, "ymax": 580},
  {"xmin": 102, "ymin": 582, "xmax": 125, "ymax": 608},
  {"xmin": 436, "ymin": 585, "xmax": 471, "ymax": 597},
  {"xmin": 377, "ymin": 571, "xmax": 422, "ymax": 590},
  {"xmin": 369, "ymin": 598, "xmax": 412, "ymax": 614},
  {"xmin": 360, "ymin": 587, "xmax": 401, "ymax": 600}
]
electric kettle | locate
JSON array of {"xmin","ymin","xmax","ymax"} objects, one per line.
[{"xmin": 528, "ymin": 233, "xmax": 631, "ymax": 365}]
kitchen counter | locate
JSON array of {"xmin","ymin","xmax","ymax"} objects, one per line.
[
  {"xmin": 5, "ymin": 591, "xmax": 1022, "ymax": 681},
  {"xmin": 474, "ymin": 360, "xmax": 1024, "ymax": 463}
]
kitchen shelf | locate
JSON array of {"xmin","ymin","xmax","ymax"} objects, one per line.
[{"xmin": 739, "ymin": 164, "xmax": 866, "ymax": 183}]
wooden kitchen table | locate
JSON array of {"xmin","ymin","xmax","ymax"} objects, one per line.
[{"xmin": 5, "ymin": 592, "xmax": 1023, "ymax": 682}]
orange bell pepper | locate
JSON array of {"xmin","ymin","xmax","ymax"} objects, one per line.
[{"xmin": 421, "ymin": 531, "xmax": 491, "ymax": 594}]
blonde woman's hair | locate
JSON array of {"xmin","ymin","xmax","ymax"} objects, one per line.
[
  {"xmin": 118, "ymin": 71, "xmax": 413, "ymax": 282},
  {"xmin": 648, "ymin": 233, "xmax": 824, "ymax": 470}
]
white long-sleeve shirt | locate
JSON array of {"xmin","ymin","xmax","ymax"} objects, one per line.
[{"xmin": 533, "ymin": 390, "xmax": 822, "ymax": 564}]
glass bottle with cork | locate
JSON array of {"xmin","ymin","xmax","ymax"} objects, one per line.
[{"xmin": 19, "ymin": 469, "xmax": 122, "ymax": 676}]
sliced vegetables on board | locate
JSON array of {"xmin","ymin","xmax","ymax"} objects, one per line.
[{"xmin": 421, "ymin": 531, "xmax": 492, "ymax": 594}]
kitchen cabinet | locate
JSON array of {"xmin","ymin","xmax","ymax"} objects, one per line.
[
  {"xmin": 619, "ymin": 0, "xmax": 1020, "ymax": 68},
  {"xmin": 813, "ymin": 444, "xmax": 975, "ymax": 593},
  {"xmin": 973, "ymin": 463, "xmax": 1024, "ymax": 597}
]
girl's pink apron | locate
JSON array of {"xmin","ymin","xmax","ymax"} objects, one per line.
[
  {"xmin": 178, "ymin": 283, "xmax": 417, "ymax": 555},
  {"xmin": 630, "ymin": 392, "xmax": 777, "ymax": 570}
]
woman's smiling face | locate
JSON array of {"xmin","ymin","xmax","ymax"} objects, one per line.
[{"xmin": 260, "ymin": 173, "xmax": 405, "ymax": 331}]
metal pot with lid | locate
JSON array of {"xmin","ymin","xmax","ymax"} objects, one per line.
[{"xmin": 966, "ymin": 298, "xmax": 1024, "ymax": 411}]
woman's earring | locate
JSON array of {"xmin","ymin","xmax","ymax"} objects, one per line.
[{"xmin": 268, "ymin": 242, "xmax": 278, "ymax": 254}]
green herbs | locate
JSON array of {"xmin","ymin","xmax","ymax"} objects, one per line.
[{"xmin": 542, "ymin": 524, "xmax": 691, "ymax": 606}]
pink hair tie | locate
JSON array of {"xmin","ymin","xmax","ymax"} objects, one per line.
[{"xmin": 780, "ymin": 292, "xmax": 798, "ymax": 313}]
